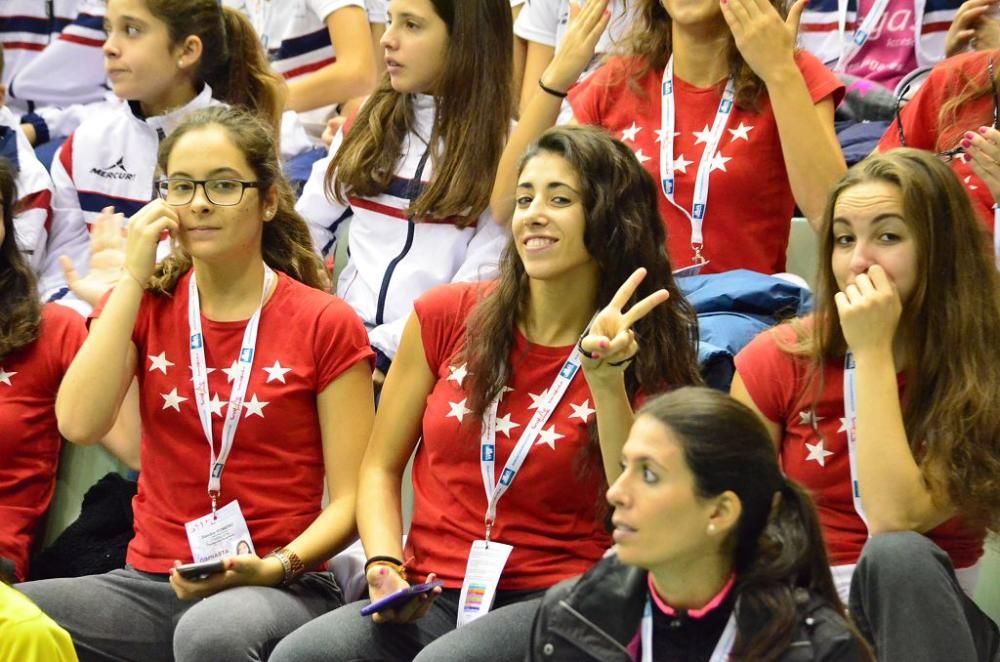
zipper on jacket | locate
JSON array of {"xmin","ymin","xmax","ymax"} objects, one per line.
[{"xmin": 374, "ymin": 149, "xmax": 430, "ymax": 326}]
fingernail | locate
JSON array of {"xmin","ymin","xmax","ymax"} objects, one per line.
[
  {"xmin": 961, "ymin": 139, "xmax": 972, "ymax": 149},
  {"xmin": 380, "ymin": 567, "xmax": 387, "ymax": 576},
  {"xmin": 965, "ymin": 131, "xmax": 977, "ymax": 139},
  {"xmin": 593, "ymin": 353, "xmax": 602, "ymax": 361},
  {"xmin": 979, "ymin": 127, "xmax": 989, "ymax": 134},
  {"xmin": 599, "ymin": 340, "xmax": 609, "ymax": 349}
]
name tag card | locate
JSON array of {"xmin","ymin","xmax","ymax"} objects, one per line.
[
  {"xmin": 184, "ymin": 500, "xmax": 255, "ymax": 563},
  {"xmin": 456, "ymin": 540, "xmax": 513, "ymax": 627}
]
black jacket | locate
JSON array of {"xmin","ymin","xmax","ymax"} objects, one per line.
[{"xmin": 527, "ymin": 556, "xmax": 868, "ymax": 662}]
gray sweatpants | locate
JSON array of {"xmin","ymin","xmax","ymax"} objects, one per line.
[
  {"xmin": 269, "ymin": 588, "xmax": 542, "ymax": 662},
  {"xmin": 849, "ymin": 532, "xmax": 1000, "ymax": 662},
  {"xmin": 16, "ymin": 567, "xmax": 343, "ymax": 662}
]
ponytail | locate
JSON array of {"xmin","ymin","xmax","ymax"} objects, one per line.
[
  {"xmin": 146, "ymin": 1, "xmax": 286, "ymax": 134},
  {"xmin": 730, "ymin": 480, "xmax": 847, "ymax": 661}
]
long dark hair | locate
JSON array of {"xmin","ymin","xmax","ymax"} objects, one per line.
[
  {"xmin": 148, "ymin": 107, "xmax": 325, "ymax": 294},
  {"xmin": 464, "ymin": 126, "xmax": 702, "ymax": 417},
  {"xmin": 327, "ymin": 0, "xmax": 513, "ymax": 227},
  {"xmin": 794, "ymin": 149, "xmax": 1000, "ymax": 530},
  {"xmin": 0, "ymin": 158, "xmax": 42, "ymax": 361},
  {"xmin": 640, "ymin": 387, "xmax": 868, "ymax": 661},
  {"xmin": 619, "ymin": 0, "xmax": 787, "ymax": 111},
  {"xmin": 145, "ymin": 0, "xmax": 285, "ymax": 132}
]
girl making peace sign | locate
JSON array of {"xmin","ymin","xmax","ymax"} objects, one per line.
[
  {"xmin": 271, "ymin": 126, "xmax": 702, "ymax": 662},
  {"xmin": 495, "ymin": 0, "xmax": 847, "ymax": 275}
]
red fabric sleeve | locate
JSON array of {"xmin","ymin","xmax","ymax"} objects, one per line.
[
  {"xmin": 567, "ymin": 57, "xmax": 639, "ymax": 126},
  {"xmin": 313, "ymin": 298, "xmax": 375, "ymax": 391},
  {"xmin": 733, "ymin": 324, "xmax": 802, "ymax": 424},
  {"xmin": 413, "ymin": 282, "xmax": 480, "ymax": 373},
  {"xmin": 48, "ymin": 304, "xmax": 88, "ymax": 374},
  {"xmin": 795, "ymin": 50, "xmax": 846, "ymax": 108}
]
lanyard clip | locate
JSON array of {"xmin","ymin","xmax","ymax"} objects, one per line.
[
  {"xmin": 691, "ymin": 243, "xmax": 706, "ymax": 264},
  {"xmin": 484, "ymin": 517, "xmax": 494, "ymax": 547},
  {"xmin": 209, "ymin": 491, "xmax": 220, "ymax": 519}
]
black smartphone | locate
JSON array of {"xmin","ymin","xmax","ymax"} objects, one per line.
[{"xmin": 174, "ymin": 560, "xmax": 227, "ymax": 581}]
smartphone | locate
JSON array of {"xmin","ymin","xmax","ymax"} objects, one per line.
[
  {"xmin": 174, "ymin": 560, "xmax": 227, "ymax": 581},
  {"xmin": 359, "ymin": 580, "xmax": 444, "ymax": 616}
]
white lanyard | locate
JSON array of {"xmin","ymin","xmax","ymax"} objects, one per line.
[
  {"xmin": 842, "ymin": 352, "xmax": 870, "ymax": 530},
  {"xmin": 641, "ymin": 598, "xmax": 738, "ymax": 662},
  {"xmin": 189, "ymin": 266, "xmax": 274, "ymax": 513},
  {"xmin": 479, "ymin": 348, "xmax": 584, "ymax": 541},
  {"xmin": 659, "ymin": 56, "xmax": 735, "ymax": 264},
  {"xmin": 834, "ymin": 0, "xmax": 892, "ymax": 71}
]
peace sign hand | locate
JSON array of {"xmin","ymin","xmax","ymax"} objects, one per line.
[
  {"xmin": 579, "ymin": 268, "xmax": 669, "ymax": 378},
  {"xmin": 722, "ymin": 0, "xmax": 806, "ymax": 87}
]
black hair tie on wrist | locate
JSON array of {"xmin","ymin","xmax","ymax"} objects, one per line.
[
  {"xmin": 577, "ymin": 337, "xmax": 597, "ymax": 360},
  {"xmin": 364, "ymin": 555, "xmax": 404, "ymax": 573},
  {"xmin": 538, "ymin": 79, "xmax": 569, "ymax": 99}
]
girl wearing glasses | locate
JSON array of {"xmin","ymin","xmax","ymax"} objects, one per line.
[
  {"xmin": 296, "ymin": 0, "xmax": 512, "ymax": 386},
  {"xmin": 879, "ymin": 49, "xmax": 1000, "ymax": 261},
  {"xmin": 493, "ymin": 0, "xmax": 846, "ymax": 275},
  {"xmin": 38, "ymin": 0, "xmax": 284, "ymax": 313},
  {"xmin": 732, "ymin": 149, "xmax": 1000, "ymax": 660},
  {"xmin": 17, "ymin": 106, "xmax": 376, "ymax": 662}
]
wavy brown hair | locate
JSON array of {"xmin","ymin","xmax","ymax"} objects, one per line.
[
  {"xmin": 463, "ymin": 126, "xmax": 701, "ymax": 419},
  {"xmin": 640, "ymin": 388, "xmax": 873, "ymax": 661},
  {"xmin": 617, "ymin": 0, "xmax": 788, "ymax": 111},
  {"xmin": 145, "ymin": 0, "xmax": 285, "ymax": 133},
  {"xmin": 935, "ymin": 50, "xmax": 998, "ymax": 153},
  {"xmin": 791, "ymin": 149, "xmax": 1000, "ymax": 530},
  {"xmin": 326, "ymin": 0, "xmax": 513, "ymax": 227},
  {"xmin": 0, "ymin": 158, "xmax": 41, "ymax": 361},
  {"xmin": 148, "ymin": 107, "xmax": 325, "ymax": 295}
]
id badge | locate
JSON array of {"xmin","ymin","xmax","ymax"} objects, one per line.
[
  {"xmin": 184, "ymin": 500, "xmax": 256, "ymax": 563},
  {"xmin": 456, "ymin": 540, "xmax": 513, "ymax": 627},
  {"xmin": 672, "ymin": 260, "xmax": 711, "ymax": 278}
]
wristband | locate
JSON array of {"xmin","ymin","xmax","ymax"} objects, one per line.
[
  {"xmin": 538, "ymin": 79, "xmax": 568, "ymax": 99},
  {"xmin": 364, "ymin": 555, "xmax": 407, "ymax": 579}
]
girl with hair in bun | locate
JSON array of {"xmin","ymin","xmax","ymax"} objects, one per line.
[
  {"xmin": 734, "ymin": 149, "xmax": 1000, "ymax": 660},
  {"xmin": 40, "ymin": 0, "xmax": 285, "ymax": 313},
  {"xmin": 528, "ymin": 386, "xmax": 870, "ymax": 661},
  {"xmin": 18, "ymin": 106, "xmax": 375, "ymax": 662}
]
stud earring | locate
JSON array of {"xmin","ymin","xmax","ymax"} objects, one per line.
[
  {"xmin": 707, "ymin": 523, "xmax": 717, "ymax": 534},
  {"xmin": 177, "ymin": 59, "xmax": 184, "ymax": 68}
]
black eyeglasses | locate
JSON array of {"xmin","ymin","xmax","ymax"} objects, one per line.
[
  {"xmin": 895, "ymin": 58, "xmax": 998, "ymax": 162},
  {"xmin": 156, "ymin": 178, "xmax": 260, "ymax": 207}
]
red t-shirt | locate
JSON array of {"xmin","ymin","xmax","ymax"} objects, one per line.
[
  {"xmin": 0, "ymin": 304, "xmax": 86, "ymax": 581},
  {"xmin": 95, "ymin": 271, "xmax": 373, "ymax": 573},
  {"xmin": 569, "ymin": 52, "xmax": 844, "ymax": 274},
  {"xmin": 735, "ymin": 324, "xmax": 984, "ymax": 568},
  {"xmin": 878, "ymin": 49, "xmax": 996, "ymax": 232},
  {"xmin": 405, "ymin": 282, "xmax": 615, "ymax": 591}
]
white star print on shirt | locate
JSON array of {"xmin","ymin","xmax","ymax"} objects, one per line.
[
  {"xmin": 569, "ymin": 399, "xmax": 596, "ymax": 422},
  {"xmin": 446, "ymin": 398, "xmax": 472, "ymax": 423},
  {"xmin": 805, "ymin": 440, "xmax": 834, "ymax": 467},
  {"xmin": 633, "ymin": 148, "xmax": 652, "ymax": 164},
  {"xmin": 709, "ymin": 153, "xmax": 731, "ymax": 172},
  {"xmin": 447, "ymin": 364, "xmax": 468, "ymax": 388},
  {"xmin": 243, "ymin": 394, "xmax": 269, "ymax": 418},
  {"xmin": 263, "ymin": 360, "xmax": 292, "ymax": 384},
  {"xmin": 207, "ymin": 393, "xmax": 226, "ymax": 417},
  {"xmin": 964, "ymin": 175, "xmax": 978, "ymax": 191},
  {"xmin": 655, "ymin": 128, "xmax": 680, "ymax": 143},
  {"xmin": 0, "ymin": 367, "xmax": 16, "ymax": 386},
  {"xmin": 621, "ymin": 122, "xmax": 641, "ymax": 142},
  {"xmin": 838, "ymin": 417, "xmax": 851, "ymax": 434},
  {"xmin": 693, "ymin": 125, "xmax": 714, "ymax": 145},
  {"xmin": 727, "ymin": 122, "xmax": 753, "ymax": 141},
  {"xmin": 148, "ymin": 352, "xmax": 175, "ymax": 374},
  {"xmin": 798, "ymin": 410, "xmax": 824, "ymax": 427},
  {"xmin": 536, "ymin": 425, "xmax": 565, "ymax": 450},
  {"xmin": 673, "ymin": 154, "xmax": 694, "ymax": 174},
  {"xmin": 528, "ymin": 389, "xmax": 549, "ymax": 410},
  {"xmin": 494, "ymin": 413, "xmax": 521, "ymax": 437},
  {"xmin": 222, "ymin": 361, "xmax": 241, "ymax": 384},
  {"xmin": 161, "ymin": 387, "xmax": 188, "ymax": 412}
]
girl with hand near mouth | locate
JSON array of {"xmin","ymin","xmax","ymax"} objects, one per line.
[
  {"xmin": 529, "ymin": 387, "xmax": 870, "ymax": 661},
  {"xmin": 733, "ymin": 149, "xmax": 1000, "ymax": 660},
  {"xmin": 296, "ymin": 0, "xmax": 513, "ymax": 387},
  {"xmin": 40, "ymin": 0, "xmax": 283, "ymax": 315},
  {"xmin": 17, "ymin": 106, "xmax": 375, "ymax": 662},
  {"xmin": 493, "ymin": 0, "xmax": 846, "ymax": 275},
  {"xmin": 271, "ymin": 126, "xmax": 701, "ymax": 662}
]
